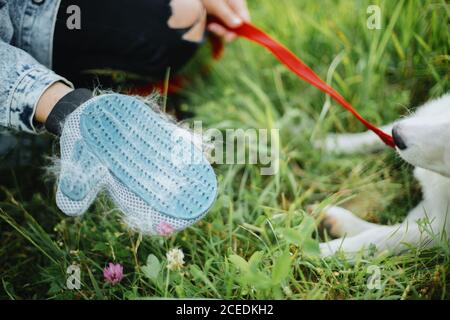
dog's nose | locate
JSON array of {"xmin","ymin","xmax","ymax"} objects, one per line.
[{"xmin": 392, "ymin": 126, "xmax": 407, "ymax": 150}]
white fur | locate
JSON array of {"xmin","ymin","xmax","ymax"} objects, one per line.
[{"xmin": 318, "ymin": 93, "xmax": 450, "ymax": 257}]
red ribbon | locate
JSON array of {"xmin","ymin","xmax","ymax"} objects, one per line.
[{"xmin": 214, "ymin": 20, "xmax": 395, "ymax": 148}]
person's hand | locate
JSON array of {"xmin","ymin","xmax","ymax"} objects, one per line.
[{"xmin": 202, "ymin": 0, "xmax": 251, "ymax": 42}]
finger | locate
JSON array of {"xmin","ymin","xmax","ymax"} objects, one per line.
[
  {"xmin": 208, "ymin": 23, "xmax": 229, "ymax": 37},
  {"xmin": 227, "ymin": 0, "xmax": 251, "ymax": 22},
  {"xmin": 208, "ymin": 23, "xmax": 237, "ymax": 42},
  {"xmin": 224, "ymin": 32, "xmax": 237, "ymax": 43},
  {"xmin": 208, "ymin": 1, "xmax": 242, "ymax": 28}
]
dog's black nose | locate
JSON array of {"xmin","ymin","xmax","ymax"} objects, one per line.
[{"xmin": 392, "ymin": 126, "xmax": 407, "ymax": 150}]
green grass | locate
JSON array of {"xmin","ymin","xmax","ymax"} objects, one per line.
[{"xmin": 1, "ymin": 0, "xmax": 449, "ymax": 300}]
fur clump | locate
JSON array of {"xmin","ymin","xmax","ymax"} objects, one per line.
[{"xmin": 44, "ymin": 154, "xmax": 62, "ymax": 184}]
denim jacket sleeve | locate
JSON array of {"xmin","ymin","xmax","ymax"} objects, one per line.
[{"xmin": 0, "ymin": 0, "xmax": 73, "ymax": 134}]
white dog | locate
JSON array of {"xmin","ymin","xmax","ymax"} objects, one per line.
[{"xmin": 318, "ymin": 93, "xmax": 450, "ymax": 257}]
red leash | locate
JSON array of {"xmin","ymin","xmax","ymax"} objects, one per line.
[
  {"xmin": 132, "ymin": 19, "xmax": 394, "ymax": 148},
  {"xmin": 213, "ymin": 20, "xmax": 395, "ymax": 148}
]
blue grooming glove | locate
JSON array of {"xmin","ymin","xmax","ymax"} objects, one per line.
[{"xmin": 51, "ymin": 93, "xmax": 217, "ymax": 235}]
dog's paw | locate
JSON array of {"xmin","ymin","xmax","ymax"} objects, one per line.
[
  {"xmin": 319, "ymin": 240, "xmax": 341, "ymax": 257},
  {"xmin": 320, "ymin": 206, "xmax": 346, "ymax": 238},
  {"xmin": 320, "ymin": 206, "xmax": 369, "ymax": 238},
  {"xmin": 315, "ymin": 132, "xmax": 384, "ymax": 155},
  {"xmin": 314, "ymin": 133, "xmax": 357, "ymax": 154},
  {"xmin": 319, "ymin": 243, "xmax": 333, "ymax": 257}
]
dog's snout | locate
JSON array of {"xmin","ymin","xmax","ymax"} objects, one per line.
[{"xmin": 392, "ymin": 126, "xmax": 407, "ymax": 150}]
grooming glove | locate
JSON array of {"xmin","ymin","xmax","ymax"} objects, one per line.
[{"xmin": 46, "ymin": 92, "xmax": 217, "ymax": 235}]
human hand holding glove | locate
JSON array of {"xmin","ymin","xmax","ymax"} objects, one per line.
[{"xmin": 43, "ymin": 89, "xmax": 217, "ymax": 236}]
